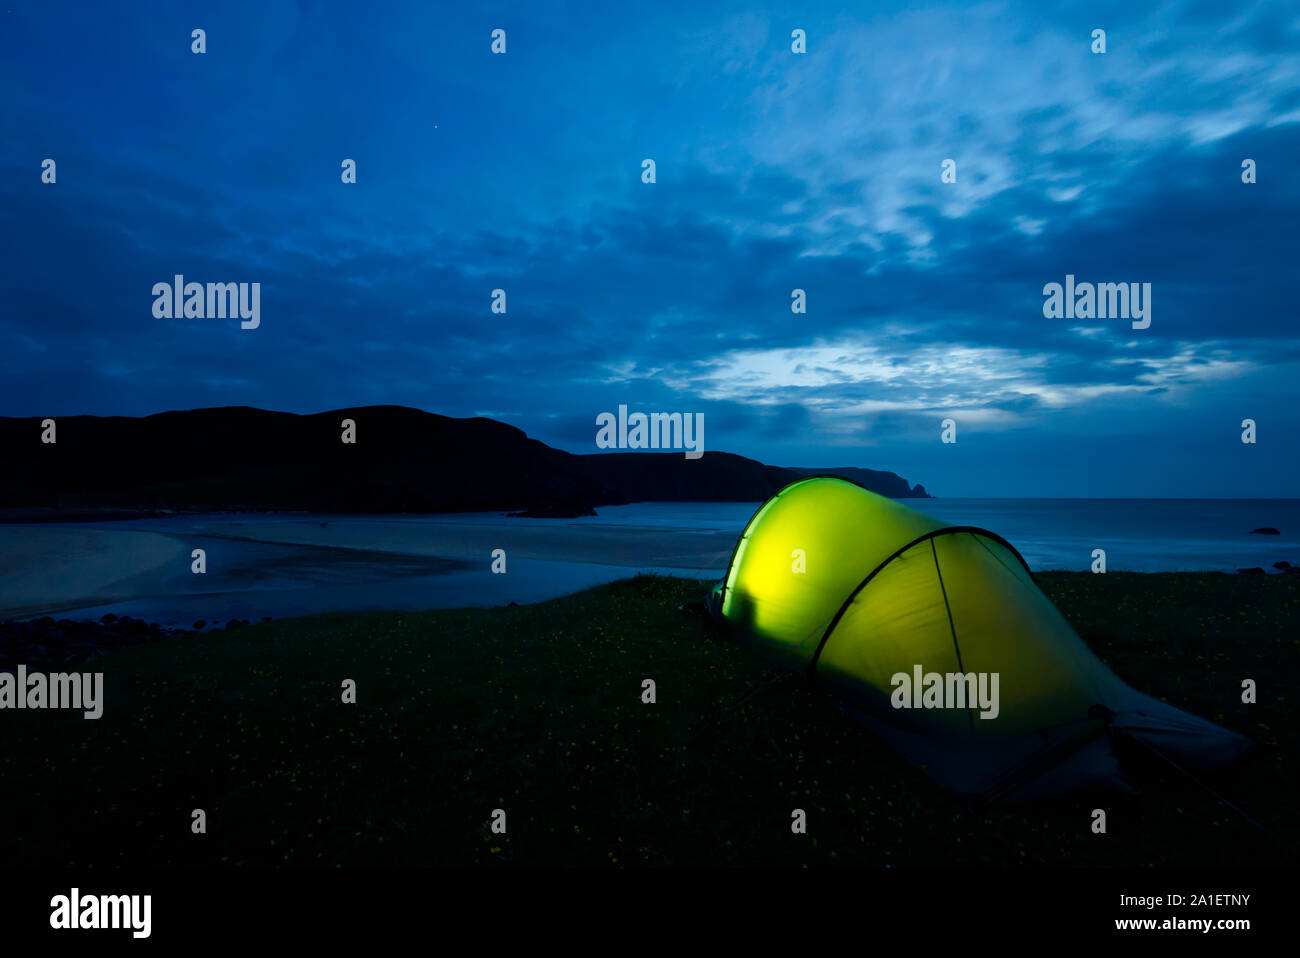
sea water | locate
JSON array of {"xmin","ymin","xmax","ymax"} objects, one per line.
[{"xmin": 3, "ymin": 499, "xmax": 1296, "ymax": 623}]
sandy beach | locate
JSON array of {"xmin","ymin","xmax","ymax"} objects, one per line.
[
  {"xmin": 4, "ymin": 500, "xmax": 1296, "ymax": 624},
  {"xmin": 180, "ymin": 515, "xmax": 737, "ymax": 567},
  {"xmin": 0, "ymin": 513, "xmax": 734, "ymax": 623},
  {"xmin": 0, "ymin": 526, "xmax": 192, "ymax": 620}
]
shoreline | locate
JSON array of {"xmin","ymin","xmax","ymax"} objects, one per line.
[
  {"xmin": 2, "ymin": 568, "xmax": 1290, "ymax": 672},
  {"xmin": 4, "ymin": 496, "xmax": 1300, "ymax": 525},
  {"xmin": 2, "ymin": 506, "xmax": 1296, "ymax": 624}
]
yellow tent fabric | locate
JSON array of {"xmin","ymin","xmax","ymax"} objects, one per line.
[{"xmin": 708, "ymin": 476, "xmax": 1252, "ymax": 801}]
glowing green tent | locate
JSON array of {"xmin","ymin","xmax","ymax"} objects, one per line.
[{"xmin": 707, "ymin": 476, "xmax": 1251, "ymax": 801}]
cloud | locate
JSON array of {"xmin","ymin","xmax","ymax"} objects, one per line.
[{"xmin": 0, "ymin": 0, "xmax": 1296, "ymax": 494}]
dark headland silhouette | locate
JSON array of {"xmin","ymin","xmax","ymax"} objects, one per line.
[{"xmin": 0, "ymin": 405, "xmax": 929, "ymax": 520}]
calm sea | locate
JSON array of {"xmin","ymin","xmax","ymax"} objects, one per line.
[
  {"xmin": 7, "ymin": 499, "xmax": 1296, "ymax": 624},
  {"xmin": 565, "ymin": 498, "xmax": 1300, "ymax": 573}
]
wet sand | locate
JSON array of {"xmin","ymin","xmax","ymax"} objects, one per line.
[
  {"xmin": 177, "ymin": 515, "xmax": 736, "ymax": 567},
  {"xmin": 0, "ymin": 514, "xmax": 731, "ymax": 623},
  {"xmin": 0, "ymin": 526, "xmax": 190, "ymax": 620}
]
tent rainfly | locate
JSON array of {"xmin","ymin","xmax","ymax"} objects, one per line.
[{"xmin": 706, "ymin": 476, "xmax": 1252, "ymax": 802}]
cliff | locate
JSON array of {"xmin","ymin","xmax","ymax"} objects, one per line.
[{"xmin": 0, "ymin": 406, "xmax": 930, "ymax": 518}]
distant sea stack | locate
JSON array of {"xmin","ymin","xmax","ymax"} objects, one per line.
[{"xmin": 0, "ymin": 406, "xmax": 930, "ymax": 518}]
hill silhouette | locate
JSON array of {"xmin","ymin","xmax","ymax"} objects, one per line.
[{"xmin": 0, "ymin": 406, "xmax": 929, "ymax": 519}]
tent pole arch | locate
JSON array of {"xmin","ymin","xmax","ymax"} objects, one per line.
[
  {"xmin": 805, "ymin": 526, "xmax": 1034, "ymax": 682},
  {"xmin": 716, "ymin": 474, "xmax": 850, "ymax": 611}
]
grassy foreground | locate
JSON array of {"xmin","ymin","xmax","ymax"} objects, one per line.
[{"xmin": 2, "ymin": 572, "xmax": 1297, "ymax": 868}]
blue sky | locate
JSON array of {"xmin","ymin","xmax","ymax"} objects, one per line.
[{"xmin": 2, "ymin": 0, "xmax": 1297, "ymax": 496}]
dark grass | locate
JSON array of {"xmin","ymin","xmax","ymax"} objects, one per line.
[{"xmin": 2, "ymin": 572, "xmax": 1296, "ymax": 868}]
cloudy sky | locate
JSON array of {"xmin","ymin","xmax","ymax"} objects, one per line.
[{"xmin": 2, "ymin": 0, "xmax": 1297, "ymax": 496}]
